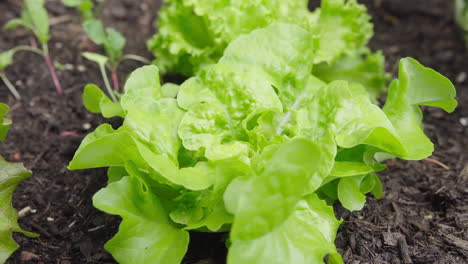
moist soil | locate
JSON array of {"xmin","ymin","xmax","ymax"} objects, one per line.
[{"xmin": 0, "ymin": 0, "xmax": 467, "ymax": 263}]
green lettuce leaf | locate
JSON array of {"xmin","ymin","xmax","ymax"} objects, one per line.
[
  {"xmin": 382, "ymin": 57, "xmax": 457, "ymax": 160},
  {"xmin": 82, "ymin": 84, "xmax": 123, "ymax": 118},
  {"xmin": 93, "ymin": 176, "xmax": 189, "ymax": 264},
  {"xmin": 224, "ymin": 138, "xmax": 330, "ymax": 240},
  {"xmin": 227, "ymin": 194, "xmax": 343, "ymax": 264},
  {"xmin": 0, "ymin": 157, "xmax": 37, "ymax": 263}
]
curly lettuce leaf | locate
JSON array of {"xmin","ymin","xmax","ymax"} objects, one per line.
[
  {"xmin": 93, "ymin": 176, "xmax": 189, "ymax": 264},
  {"xmin": 0, "ymin": 157, "xmax": 37, "ymax": 263},
  {"xmin": 312, "ymin": 51, "xmax": 389, "ymax": 98},
  {"xmin": 177, "ymin": 65, "xmax": 281, "ymax": 161},
  {"xmin": 227, "ymin": 194, "xmax": 343, "ymax": 264},
  {"xmin": 382, "ymin": 57, "xmax": 457, "ymax": 160},
  {"xmin": 310, "ymin": 0, "xmax": 372, "ymax": 64}
]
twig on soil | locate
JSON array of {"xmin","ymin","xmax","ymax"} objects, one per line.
[
  {"xmin": 88, "ymin": 225, "xmax": 105, "ymax": 232},
  {"xmin": 423, "ymin": 158, "xmax": 450, "ymax": 170},
  {"xmin": 391, "ymin": 201, "xmax": 403, "ymax": 226},
  {"xmin": 441, "ymin": 233, "xmax": 468, "ymax": 252},
  {"xmin": 398, "ymin": 235, "xmax": 412, "ymax": 264}
]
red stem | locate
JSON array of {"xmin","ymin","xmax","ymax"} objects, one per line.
[
  {"xmin": 111, "ymin": 68, "xmax": 120, "ymax": 92},
  {"xmin": 86, "ymin": 37, "xmax": 94, "ymax": 52},
  {"xmin": 44, "ymin": 55, "xmax": 64, "ymax": 96}
]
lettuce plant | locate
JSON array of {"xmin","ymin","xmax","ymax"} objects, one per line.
[
  {"xmin": 147, "ymin": 0, "xmax": 388, "ymax": 97},
  {"xmin": 3, "ymin": 0, "xmax": 64, "ymax": 96},
  {"xmin": 0, "ymin": 103, "xmax": 37, "ymax": 263},
  {"xmin": 62, "ymin": 0, "xmax": 150, "ymax": 94},
  {"xmin": 69, "ymin": 22, "xmax": 457, "ymax": 264}
]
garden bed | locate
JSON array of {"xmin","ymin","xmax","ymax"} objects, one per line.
[{"xmin": 0, "ymin": 0, "xmax": 467, "ymax": 263}]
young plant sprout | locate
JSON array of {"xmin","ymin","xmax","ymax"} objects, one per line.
[
  {"xmin": 62, "ymin": 0, "xmax": 150, "ymax": 94},
  {"xmin": 455, "ymin": 0, "xmax": 468, "ymax": 47},
  {"xmin": 61, "ymin": 0, "xmax": 105, "ymax": 51},
  {"xmin": 3, "ymin": 0, "xmax": 64, "ymax": 96},
  {"xmin": 62, "ymin": 0, "xmax": 105, "ymax": 21}
]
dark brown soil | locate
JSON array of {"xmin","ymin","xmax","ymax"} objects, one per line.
[{"xmin": 0, "ymin": 0, "xmax": 467, "ymax": 263}]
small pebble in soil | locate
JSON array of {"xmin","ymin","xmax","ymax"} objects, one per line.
[
  {"xmin": 82, "ymin": 122, "xmax": 91, "ymax": 130},
  {"xmin": 77, "ymin": 65, "xmax": 87, "ymax": 72},
  {"xmin": 456, "ymin": 72, "xmax": 467, "ymax": 83},
  {"xmin": 18, "ymin": 206, "xmax": 31, "ymax": 218},
  {"xmin": 460, "ymin": 117, "xmax": 468, "ymax": 127},
  {"xmin": 55, "ymin": 42, "xmax": 63, "ymax": 49},
  {"xmin": 47, "ymin": 217, "xmax": 55, "ymax": 222},
  {"xmin": 64, "ymin": 63, "xmax": 75, "ymax": 71}
]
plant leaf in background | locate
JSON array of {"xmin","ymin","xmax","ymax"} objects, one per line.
[
  {"xmin": 455, "ymin": 0, "xmax": 468, "ymax": 46},
  {"xmin": 149, "ymin": 0, "xmax": 367, "ymax": 74},
  {"xmin": 4, "ymin": 0, "xmax": 50, "ymax": 44},
  {"xmin": 0, "ymin": 50, "xmax": 15, "ymax": 72},
  {"xmin": 62, "ymin": 0, "xmax": 95, "ymax": 20},
  {"xmin": 81, "ymin": 21, "xmax": 126, "ymax": 66}
]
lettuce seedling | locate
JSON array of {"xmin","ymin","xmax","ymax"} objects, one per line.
[
  {"xmin": 455, "ymin": 0, "xmax": 468, "ymax": 47},
  {"xmin": 69, "ymin": 22, "xmax": 457, "ymax": 263},
  {"xmin": 62, "ymin": 0, "xmax": 149, "ymax": 95},
  {"xmin": 3, "ymin": 0, "xmax": 64, "ymax": 96},
  {"xmin": 0, "ymin": 103, "xmax": 37, "ymax": 263},
  {"xmin": 62, "ymin": 0, "xmax": 105, "ymax": 21},
  {"xmin": 148, "ymin": 0, "xmax": 388, "ymax": 97}
]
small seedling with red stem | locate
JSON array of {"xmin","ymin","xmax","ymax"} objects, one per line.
[
  {"xmin": 2, "ymin": 0, "xmax": 64, "ymax": 97},
  {"xmin": 62, "ymin": 0, "xmax": 149, "ymax": 100}
]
